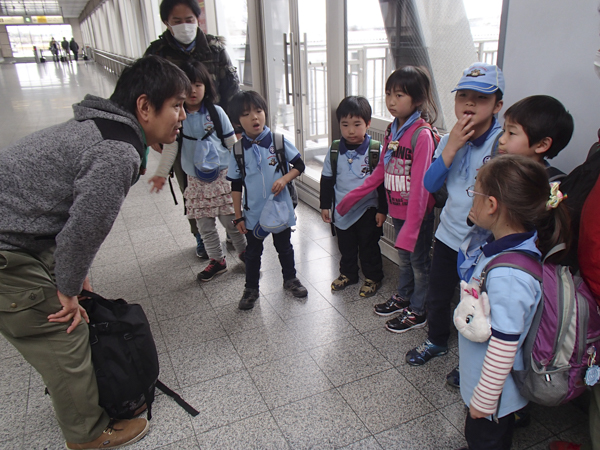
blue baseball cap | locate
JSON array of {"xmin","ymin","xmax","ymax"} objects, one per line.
[
  {"xmin": 193, "ymin": 140, "xmax": 220, "ymax": 182},
  {"xmin": 452, "ymin": 63, "xmax": 505, "ymax": 95},
  {"xmin": 252, "ymin": 222, "xmax": 270, "ymax": 240}
]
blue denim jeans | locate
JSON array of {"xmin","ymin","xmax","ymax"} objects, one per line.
[{"xmin": 392, "ymin": 212, "xmax": 434, "ymax": 315}]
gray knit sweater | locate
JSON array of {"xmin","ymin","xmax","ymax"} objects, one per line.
[{"xmin": 0, "ymin": 95, "xmax": 143, "ymax": 296}]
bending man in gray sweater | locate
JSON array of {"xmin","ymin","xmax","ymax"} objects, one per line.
[{"xmin": 0, "ymin": 55, "xmax": 190, "ymax": 450}]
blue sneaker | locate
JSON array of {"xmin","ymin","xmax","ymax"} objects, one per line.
[
  {"xmin": 195, "ymin": 233, "xmax": 208, "ymax": 259},
  {"xmin": 405, "ymin": 339, "xmax": 448, "ymax": 366}
]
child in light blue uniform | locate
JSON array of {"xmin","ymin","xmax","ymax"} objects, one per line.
[
  {"xmin": 406, "ymin": 62, "xmax": 505, "ymax": 366},
  {"xmin": 320, "ymin": 96, "xmax": 386, "ymax": 298},
  {"xmin": 148, "ymin": 61, "xmax": 246, "ymax": 282},
  {"xmin": 227, "ymin": 90, "xmax": 308, "ymax": 310},
  {"xmin": 456, "ymin": 155, "xmax": 569, "ymax": 449}
]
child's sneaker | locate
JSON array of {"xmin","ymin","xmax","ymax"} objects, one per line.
[
  {"xmin": 374, "ymin": 294, "xmax": 410, "ymax": 316},
  {"xmin": 405, "ymin": 339, "xmax": 448, "ymax": 366},
  {"xmin": 549, "ymin": 443, "xmax": 581, "ymax": 450},
  {"xmin": 359, "ymin": 279, "xmax": 381, "ymax": 298},
  {"xmin": 238, "ymin": 288, "xmax": 259, "ymax": 310},
  {"xmin": 446, "ymin": 366, "xmax": 460, "ymax": 388},
  {"xmin": 331, "ymin": 274, "xmax": 357, "ymax": 291},
  {"xmin": 238, "ymin": 251, "xmax": 246, "ymax": 264},
  {"xmin": 385, "ymin": 309, "xmax": 426, "ymax": 333},
  {"xmin": 283, "ymin": 278, "xmax": 308, "ymax": 297},
  {"xmin": 197, "ymin": 259, "xmax": 227, "ymax": 282}
]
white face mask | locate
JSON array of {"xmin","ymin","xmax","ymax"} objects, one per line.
[{"xmin": 170, "ymin": 23, "xmax": 198, "ymax": 45}]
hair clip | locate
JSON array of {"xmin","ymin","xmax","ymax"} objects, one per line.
[{"xmin": 546, "ymin": 182, "xmax": 567, "ymax": 210}]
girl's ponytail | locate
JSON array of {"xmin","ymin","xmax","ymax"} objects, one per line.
[{"xmin": 536, "ymin": 191, "xmax": 571, "ymax": 263}]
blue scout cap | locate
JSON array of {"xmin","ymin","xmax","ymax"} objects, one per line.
[
  {"xmin": 252, "ymin": 222, "xmax": 270, "ymax": 240},
  {"xmin": 452, "ymin": 63, "xmax": 505, "ymax": 94}
]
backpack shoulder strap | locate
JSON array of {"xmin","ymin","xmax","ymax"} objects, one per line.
[
  {"xmin": 368, "ymin": 139, "xmax": 381, "ymax": 173},
  {"xmin": 410, "ymin": 125, "xmax": 435, "ymax": 152},
  {"xmin": 204, "ymin": 102, "xmax": 227, "ymax": 149},
  {"xmin": 273, "ymin": 132, "xmax": 288, "ymax": 175},
  {"xmin": 480, "ymin": 251, "xmax": 543, "ymax": 293},
  {"xmin": 233, "ymin": 140, "xmax": 249, "ymax": 210},
  {"xmin": 91, "ymin": 118, "xmax": 145, "ymax": 160},
  {"xmin": 330, "ymin": 140, "xmax": 340, "ymax": 180}
]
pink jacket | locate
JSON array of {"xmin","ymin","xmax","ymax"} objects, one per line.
[{"xmin": 336, "ymin": 119, "xmax": 435, "ymax": 252}]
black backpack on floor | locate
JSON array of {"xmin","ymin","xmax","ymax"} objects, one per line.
[{"xmin": 79, "ymin": 290, "xmax": 198, "ymax": 420}]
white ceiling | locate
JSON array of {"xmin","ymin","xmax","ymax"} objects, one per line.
[{"xmin": 0, "ymin": 0, "xmax": 90, "ymax": 19}]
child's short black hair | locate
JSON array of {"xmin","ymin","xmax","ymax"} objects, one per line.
[
  {"xmin": 228, "ymin": 90, "xmax": 269, "ymax": 126},
  {"xmin": 180, "ymin": 60, "xmax": 218, "ymax": 104},
  {"xmin": 336, "ymin": 96, "xmax": 371, "ymax": 124},
  {"xmin": 110, "ymin": 55, "xmax": 191, "ymax": 116},
  {"xmin": 159, "ymin": 0, "xmax": 201, "ymax": 23},
  {"xmin": 504, "ymin": 95, "xmax": 574, "ymax": 159}
]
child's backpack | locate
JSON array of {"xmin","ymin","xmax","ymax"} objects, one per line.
[
  {"xmin": 79, "ymin": 291, "xmax": 199, "ymax": 420},
  {"xmin": 480, "ymin": 247, "xmax": 600, "ymax": 407},
  {"xmin": 233, "ymin": 132, "xmax": 298, "ymax": 210}
]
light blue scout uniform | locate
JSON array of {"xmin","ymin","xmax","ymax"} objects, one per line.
[
  {"xmin": 458, "ymin": 231, "xmax": 542, "ymax": 419},
  {"xmin": 226, "ymin": 126, "xmax": 300, "ymax": 230},
  {"xmin": 180, "ymin": 104, "xmax": 235, "ymax": 176},
  {"xmin": 424, "ymin": 118, "xmax": 502, "ymax": 251},
  {"xmin": 321, "ymin": 136, "xmax": 379, "ymax": 230}
]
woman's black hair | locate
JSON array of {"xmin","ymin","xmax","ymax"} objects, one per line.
[
  {"xmin": 110, "ymin": 55, "xmax": 191, "ymax": 116},
  {"xmin": 180, "ymin": 61, "xmax": 218, "ymax": 105},
  {"xmin": 385, "ymin": 66, "xmax": 438, "ymax": 125},
  {"xmin": 159, "ymin": 0, "xmax": 201, "ymax": 23}
]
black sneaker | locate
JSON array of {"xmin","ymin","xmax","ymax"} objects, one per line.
[
  {"xmin": 197, "ymin": 259, "xmax": 227, "ymax": 282},
  {"xmin": 283, "ymin": 278, "xmax": 308, "ymax": 298},
  {"xmin": 405, "ymin": 339, "xmax": 448, "ymax": 366},
  {"xmin": 238, "ymin": 288, "xmax": 259, "ymax": 310},
  {"xmin": 374, "ymin": 294, "xmax": 410, "ymax": 316},
  {"xmin": 385, "ymin": 309, "xmax": 427, "ymax": 334}
]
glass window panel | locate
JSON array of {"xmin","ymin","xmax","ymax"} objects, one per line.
[
  {"xmin": 215, "ymin": 0, "xmax": 252, "ymax": 86},
  {"xmin": 347, "ymin": 0, "xmax": 502, "ymax": 131},
  {"xmin": 7, "ymin": 24, "xmax": 72, "ymax": 58}
]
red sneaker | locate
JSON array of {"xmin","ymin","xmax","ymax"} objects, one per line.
[{"xmin": 549, "ymin": 442, "xmax": 582, "ymax": 450}]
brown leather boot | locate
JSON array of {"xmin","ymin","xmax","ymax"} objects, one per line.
[{"xmin": 65, "ymin": 418, "xmax": 149, "ymax": 449}]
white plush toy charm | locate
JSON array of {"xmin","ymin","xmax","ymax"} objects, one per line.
[{"xmin": 453, "ymin": 281, "xmax": 492, "ymax": 343}]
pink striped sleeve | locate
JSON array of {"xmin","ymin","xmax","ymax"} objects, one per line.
[{"xmin": 470, "ymin": 336, "xmax": 519, "ymax": 415}]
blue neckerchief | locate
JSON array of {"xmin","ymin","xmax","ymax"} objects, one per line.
[
  {"xmin": 242, "ymin": 126, "xmax": 272, "ymax": 199},
  {"xmin": 482, "ymin": 230, "xmax": 537, "ymax": 257},
  {"xmin": 457, "ymin": 118, "xmax": 497, "ymax": 180},
  {"xmin": 384, "ymin": 111, "xmax": 421, "ymax": 166},
  {"xmin": 339, "ymin": 135, "xmax": 370, "ymax": 155}
]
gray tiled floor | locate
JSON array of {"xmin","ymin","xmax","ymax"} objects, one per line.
[{"xmin": 0, "ymin": 61, "xmax": 591, "ymax": 449}]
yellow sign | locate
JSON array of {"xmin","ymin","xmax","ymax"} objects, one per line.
[{"xmin": 31, "ymin": 16, "xmax": 63, "ymax": 24}]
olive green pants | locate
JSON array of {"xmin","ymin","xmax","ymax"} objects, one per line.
[{"xmin": 0, "ymin": 249, "xmax": 109, "ymax": 444}]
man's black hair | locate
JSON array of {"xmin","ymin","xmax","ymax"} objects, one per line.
[
  {"xmin": 110, "ymin": 55, "xmax": 191, "ymax": 117},
  {"xmin": 228, "ymin": 90, "xmax": 269, "ymax": 126},
  {"xmin": 504, "ymin": 95, "xmax": 574, "ymax": 159},
  {"xmin": 336, "ymin": 96, "xmax": 371, "ymax": 124},
  {"xmin": 180, "ymin": 60, "xmax": 218, "ymax": 104},
  {"xmin": 159, "ymin": 0, "xmax": 201, "ymax": 23}
]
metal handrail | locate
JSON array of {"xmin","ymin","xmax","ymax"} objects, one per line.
[{"xmin": 89, "ymin": 48, "xmax": 135, "ymax": 76}]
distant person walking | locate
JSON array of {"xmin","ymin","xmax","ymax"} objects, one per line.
[
  {"xmin": 49, "ymin": 37, "xmax": 59, "ymax": 62},
  {"xmin": 61, "ymin": 37, "xmax": 70, "ymax": 60},
  {"xmin": 70, "ymin": 38, "xmax": 80, "ymax": 61}
]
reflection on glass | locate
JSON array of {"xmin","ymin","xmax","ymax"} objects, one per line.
[
  {"xmin": 7, "ymin": 24, "xmax": 73, "ymax": 59},
  {"xmin": 346, "ymin": 0, "xmax": 502, "ymax": 130},
  {"xmin": 297, "ymin": 0, "xmax": 328, "ymax": 182},
  {"xmin": 215, "ymin": 0, "xmax": 252, "ymax": 86}
]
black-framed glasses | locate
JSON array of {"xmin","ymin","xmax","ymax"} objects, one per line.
[{"xmin": 466, "ymin": 185, "xmax": 489, "ymax": 198}]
